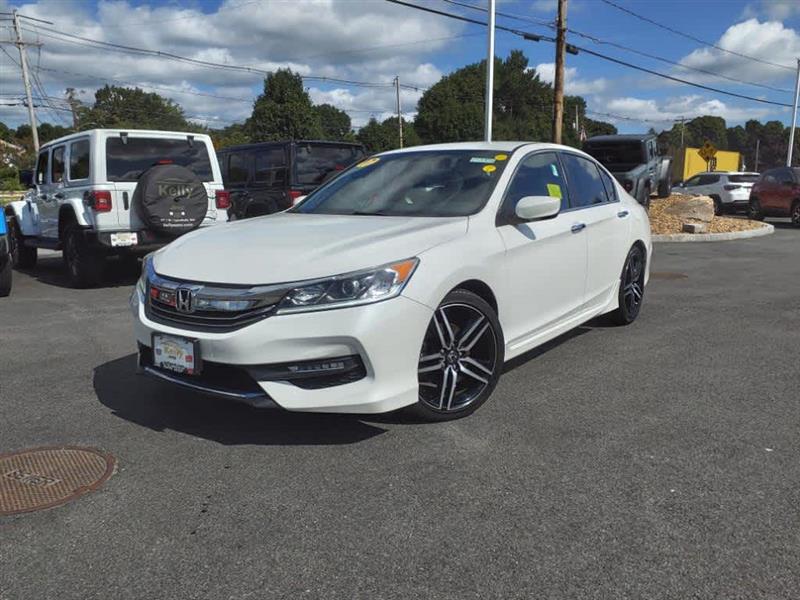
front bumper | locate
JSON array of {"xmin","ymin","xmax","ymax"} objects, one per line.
[{"xmin": 131, "ymin": 290, "xmax": 433, "ymax": 413}]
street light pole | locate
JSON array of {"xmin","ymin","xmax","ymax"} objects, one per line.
[
  {"xmin": 787, "ymin": 58, "xmax": 800, "ymax": 167},
  {"xmin": 394, "ymin": 75, "xmax": 404, "ymax": 149},
  {"xmin": 484, "ymin": 0, "xmax": 495, "ymax": 142}
]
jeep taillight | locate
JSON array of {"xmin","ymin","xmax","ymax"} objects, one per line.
[
  {"xmin": 86, "ymin": 190, "xmax": 112, "ymax": 212},
  {"xmin": 288, "ymin": 189, "xmax": 304, "ymax": 204},
  {"xmin": 215, "ymin": 190, "xmax": 231, "ymax": 209}
]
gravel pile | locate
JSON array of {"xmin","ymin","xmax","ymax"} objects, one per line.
[{"xmin": 649, "ymin": 194, "xmax": 764, "ymax": 235}]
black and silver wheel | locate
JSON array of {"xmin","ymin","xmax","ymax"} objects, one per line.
[
  {"xmin": 792, "ymin": 201, "xmax": 800, "ymax": 226},
  {"xmin": 63, "ymin": 224, "xmax": 105, "ymax": 288},
  {"xmin": 413, "ymin": 289, "xmax": 503, "ymax": 421},
  {"xmin": 711, "ymin": 195, "xmax": 723, "ymax": 217},
  {"xmin": 748, "ymin": 197, "xmax": 764, "ymax": 221},
  {"xmin": 7, "ymin": 216, "xmax": 37, "ymax": 269},
  {"xmin": 610, "ymin": 245, "xmax": 646, "ymax": 326}
]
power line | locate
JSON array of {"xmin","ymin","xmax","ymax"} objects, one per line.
[
  {"xmin": 599, "ymin": 0, "xmax": 795, "ymax": 72},
  {"xmin": 385, "ymin": 0, "xmax": 795, "ymax": 109},
  {"xmin": 440, "ymin": 0, "xmax": 792, "ymax": 94}
]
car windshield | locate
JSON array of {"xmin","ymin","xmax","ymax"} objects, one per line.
[
  {"xmin": 295, "ymin": 144, "xmax": 364, "ymax": 186},
  {"xmin": 106, "ymin": 137, "xmax": 213, "ymax": 182},
  {"xmin": 728, "ymin": 174, "xmax": 759, "ymax": 184},
  {"xmin": 292, "ymin": 150, "xmax": 511, "ymax": 217},
  {"xmin": 583, "ymin": 142, "xmax": 645, "ymax": 168}
]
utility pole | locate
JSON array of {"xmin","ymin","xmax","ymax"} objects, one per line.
[
  {"xmin": 551, "ymin": 0, "xmax": 568, "ymax": 144},
  {"xmin": 11, "ymin": 10, "xmax": 39, "ymax": 152},
  {"xmin": 787, "ymin": 58, "xmax": 800, "ymax": 167},
  {"xmin": 394, "ymin": 76, "xmax": 404, "ymax": 149},
  {"xmin": 484, "ymin": 0, "xmax": 495, "ymax": 142}
]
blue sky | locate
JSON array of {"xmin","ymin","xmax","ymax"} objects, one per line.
[{"xmin": 1, "ymin": 0, "xmax": 799, "ymax": 134}]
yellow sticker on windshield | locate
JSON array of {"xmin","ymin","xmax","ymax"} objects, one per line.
[
  {"xmin": 356, "ymin": 157, "xmax": 380, "ymax": 168},
  {"xmin": 483, "ymin": 165, "xmax": 497, "ymax": 173},
  {"xmin": 494, "ymin": 154, "xmax": 508, "ymax": 161},
  {"xmin": 547, "ymin": 183, "xmax": 562, "ymax": 198}
]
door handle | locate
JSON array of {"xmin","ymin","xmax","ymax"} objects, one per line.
[
  {"xmin": 571, "ymin": 223, "xmax": 586, "ymax": 233},
  {"xmin": 617, "ymin": 210, "xmax": 629, "ymax": 218}
]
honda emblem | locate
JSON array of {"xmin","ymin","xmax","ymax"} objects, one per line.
[{"xmin": 175, "ymin": 287, "xmax": 196, "ymax": 313}]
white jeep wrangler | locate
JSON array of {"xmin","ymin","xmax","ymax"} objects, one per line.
[{"xmin": 4, "ymin": 129, "xmax": 230, "ymax": 287}]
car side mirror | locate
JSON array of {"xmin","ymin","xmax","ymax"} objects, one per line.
[
  {"xmin": 515, "ymin": 196, "xmax": 561, "ymax": 221},
  {"xmin": 19, "ymin": 169, "xmax": 34, "ymax": 188}
]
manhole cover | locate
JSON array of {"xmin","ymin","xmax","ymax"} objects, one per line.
[
  {"xmin": 0, "ymin": 447, "xmax": 115, "ymax": 516},
  {"xmin": 651, "ymin": 271, "xmax": 689, "ymax": 280}
]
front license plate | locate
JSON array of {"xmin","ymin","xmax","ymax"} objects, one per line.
[
  {"xmin": 153, "ymin": 334, "xmax": 201, "ymax": 375},
  {"xmin": 110, "ymin": 232, "xmax": 138, "ymax": 247}
]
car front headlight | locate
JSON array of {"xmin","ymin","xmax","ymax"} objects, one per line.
[{"xmin": 276, "ymin": 258, "xmax": 419, "ymax": 314}]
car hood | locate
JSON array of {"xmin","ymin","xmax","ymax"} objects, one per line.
[{"xmin": 153, "ymin": 212, "xmax": 468, "ymax": 284}]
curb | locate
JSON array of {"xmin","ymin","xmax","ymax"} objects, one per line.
[{"xmin": 653, "ymin": 223, "xmax": 774, "ymax": 243}]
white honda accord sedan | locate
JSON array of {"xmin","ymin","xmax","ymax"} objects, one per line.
[{"xmin": 131, "ymin": 142, "xmax": 651, "ymax": 421}]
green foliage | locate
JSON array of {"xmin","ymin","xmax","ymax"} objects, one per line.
[
  {"xmin": 415, "ymin": 50, "xmax": 614, "ymax": 147},
  {"xmin": 246, "ymin": 69, "xmax": 323, "ymax": 141},
  {"xmin": 356, "ymin": 116, "xmax": 420, "ymax": 153},
  {"xmin": 316, "ymin": 104, "xmax": 352, "ymax": 140},
  {"xmin": 211, "ymin": 123, "xmax": 250, "ymax": 150},
  {"xmin": 79, "ymin": 85, "xmax": 192, "ymax": 131},
  {"xmin": 583, "ymin": 117, "xmax": 617, "ymax": 138}
]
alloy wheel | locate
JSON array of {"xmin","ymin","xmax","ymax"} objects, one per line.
[
  {"xmin": 418, "ymin": 303, "xmax": 498, "ymax": 413},
  {"xmin": 792, "ymin": 203, "xmax": 800, "ymax": 225},
  {"xmin": 622, "ymin": 247, "xmax": 645, "ymax": 317}
]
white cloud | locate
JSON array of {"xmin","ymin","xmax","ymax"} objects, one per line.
[
  {"xmin": 0, "ymin": 0, "xmax": 459, "ymax": 129},
  {"xmin": 679, "ymin": 19, "xmax": 800, "ymax": 84},
  {"xmin": 602, "ymin": 94, "xmax": 774, "ymax": 127},
  {"xmin": 535, "ymin": 63, "xmax": 608, "ymax": 95},
  {"xmin": 741, "ymin": 1, "xmax": 800, "ymax": 21}
]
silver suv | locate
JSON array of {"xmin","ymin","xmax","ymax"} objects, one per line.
[{"xmin": 4, "ymin": 129, "xmax": 229, "ymax": 287}]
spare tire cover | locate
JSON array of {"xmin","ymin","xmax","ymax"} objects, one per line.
[{"xmin": 132, "ymin": 164, "xmax": 208, "ymax": 236}]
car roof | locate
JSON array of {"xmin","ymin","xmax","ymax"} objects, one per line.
[
  {"xmin": 380, "ymin": 141, "xmax": 576, "ymax": 156},
  {"xmin": 220, "ymin": 140, "xmax": 364, "ymax": 152},
  {"xmin": 39, "ymin": 128, "xmax": 213, "ymax": 150},
  {"xmin": 691, "ymin": 171, "xmax": 759, "ymax": 176},
  {"xmin": 584, "ymin": 134, "xmax": 655, "ymax": 143}
]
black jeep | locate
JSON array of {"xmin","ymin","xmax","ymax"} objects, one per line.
[
  {"xmin": 582, "ymin": 134, "xmax": 672, "ymax": 208},
  {"xmin": 218, "ymin": 140, "xmax": 365, "ymax": 219}
]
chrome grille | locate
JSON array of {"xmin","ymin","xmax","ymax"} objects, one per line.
[{"xmin": 145, "ymin": 270, "xmax": 287, "ymax": 332}]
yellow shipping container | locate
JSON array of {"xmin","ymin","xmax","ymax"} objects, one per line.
[{"xmin": 680, "ymin": 147, "xmax": 742, "ymax": 181}]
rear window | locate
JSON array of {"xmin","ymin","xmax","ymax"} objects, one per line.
[
  {"xmin": 728, "ymin": 174, "xmax": 759, "ymax": 184},
  {"xmin": 582, "ymin": 142, "xmax": 645, "ymax": 168},
  {"xmin": 295, "ymin": 144, "xmax": 364, "ymax": 186},
  {"xmin": 105, "ymin": 137, "xmax": 213, "ymax": 182},
  {"xmin": 255, "ymin": 147, "xmax": 286, "ymax": 183},
  {"xmin": 227, "ymin": 153, "xmax": 249, "ymax": 185}
]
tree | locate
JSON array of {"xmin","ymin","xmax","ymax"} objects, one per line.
[
  {"xmin": 246, "ymin": 69, "xmax": 323, "ymax": 141},
  {"xmin": 415, "ymin": 50, "xmax": 613, "ymax": 147},
  {"xmin": 79, "ymin": 85, "xmax": 192, "ymax": 131},
  {"xmin": 211, "ymin": 123, "xmax": 250, "ymax": 150},
  {"xmin": 316, "ymin": 104, "xmax": 352, "ymax": 140},
  {"xmin": 583, "ymin": 117, "xmax": 617, "ymax": 138},
  {"xmin": 356, "ymin": 116, "xmax": 420, "ymax": 153}
]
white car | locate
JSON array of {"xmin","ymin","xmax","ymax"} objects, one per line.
[
  {"xmin": 677, "ymin": 171, "xmax": 760, "ymax": 215},
  {"xmin": 131, "ymin": 142, "xmax": 652, "ymax": 421},
  {"xmin": 4, "ymin": 129, "xmax": 229, "ymax": 287}
]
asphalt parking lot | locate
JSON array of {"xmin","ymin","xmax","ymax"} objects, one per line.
[{"xmin": 1, "ymin": 224, "xmax": 798, "ymax": 600}]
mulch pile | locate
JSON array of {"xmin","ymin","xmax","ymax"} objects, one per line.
[{"xmin": 649, "ymin": 194, "xmax": 765, "ymax": 235}]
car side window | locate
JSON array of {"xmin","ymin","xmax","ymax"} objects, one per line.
[
  {"xmin": 51, "ymin": 146, "xmax": 66, "ymax": 184},
  {"xmin": 69, "ymin": 139, "xmax": 90, "ymax": 181},
  {"xmin": 684, "ymin": 176, "xmax": 700, "ymax": 187},
  {"xmin": 35, "ymin": 150, "xmax": 49, "ymax": 185},
  {"xmin": 254, "ymin": 147, "xmax": 287, "ymax": 184},
  {"xmin": 561, "ymin": 153, "xmax": 608, "ymax": 208},
  {"xmin": 598, "ymin": 168, "xmax": 618, "ymax": 202},
  {"xmin": 228, "ymin": 153, "xmax": 249, "ymax": 185},
  {"xmin": 778, "ymin": 168, "xmax": 795, "ymax": 185},
  {"xmin": 500, "ymin": 152, "xmax": 568, "ymax": 218}
]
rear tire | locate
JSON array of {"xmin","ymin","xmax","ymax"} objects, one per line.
[
  {"xmin": 410, "ymin": 289, "xmax": 504, "ymax": 422},
  {"xmin": 0, "ymin": 259, "xmax": 11, "ymax": 297},
  {"xmin": 609, "ymin": 245, "xmax": 646, "ymax": 326},
  {"xmin": 657, "ymin": 176, "xmax": 672, "ymax": 198},
  {"xmin": 63, "ymin": 224, "xmax": 105, "ymax": 288},
  {"xmin": 7, "ymin": 217, "xmax": 37, "ymax": 269},
  {"xmin": 792, "ymin": 201, "xmax": 800, "ymax": 227},
  {"xmin": 748, "ymin": 197, "xmax": 764, "ymax": 222},
  {"xmin": 711, "ymin": 195, "xmax": 723, "ymax": 217}
]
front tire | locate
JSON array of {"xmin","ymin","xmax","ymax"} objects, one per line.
[
  {"xmin": 657, "ymin": 177, "xmax": 672, "ymax": 198},
  {"xmin": 609, "ymin": 245, "xmax": 646, "ymax": 326},
  {"xmin": 792, "ymin": 201, "xmax": 800, "ymax": 227},
  {"xmin": 711, "ymin": 195, "xmax": 723, "ymax": 217},
  {"xmin": 412, "ymin": 289, "xmax": 504, "ymax": 421},
  {"xmin": 0, "ymin": 259, "xmax": 11, "ymax": 297},
  {"xmin": 63, "ymin": 224, "xmax": 105, "ymax": 288},
  {"xmin": 7, "ymin": 217, "xmax": 37, "ymax": 269},
  {"xmin": 748, "ymin": 197, "xmax": 764, "ymax": 221}
]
